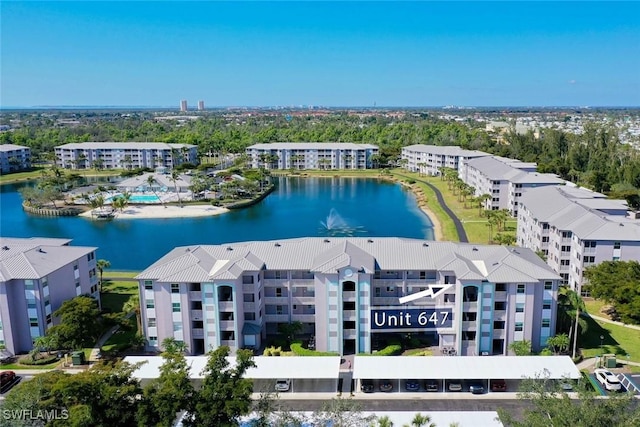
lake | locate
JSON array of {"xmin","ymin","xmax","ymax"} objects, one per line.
[{"xmin": 0, "ymin": 177, "xmax": 434, "ymax": 270}]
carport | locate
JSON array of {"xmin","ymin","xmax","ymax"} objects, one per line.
[
  {"xmin": 246, "ymin": 356, "xmax": 342, "ymax": 393},
  {"xmin": 353, "ymin": 355, "xmax": 581, "ymax": 393},
  {"xmin": 125, "ymin": 355, "xmax": 342, "ymax": 393}
]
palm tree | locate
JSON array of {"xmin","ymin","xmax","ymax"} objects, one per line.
[
  {"xmin": 557, "ymin": 286, "xmax": 587, "ymax": 359},
  {"xmin": 146, "ymin": 174, "xmax": 164, "ymax": 206},
  {"xmin": 123, "ymin": 294, "xmax": 142, "ymax": 334},
  {"xmin": 478, "ymin": 193, "xmax": 491, "ymax": 215},
  {"xmin": 486, "ymin": 211, "xmax": 499, "ymax": 244},
  {"xmin": 170, "ymin": 170, "xmax": 183, "ymax": 207},
  {"xmin": 96, "ymin": 259, "xmax": 111, "ymax": 292},
  {"xmin": 407, "ymin": 413, "xmax": 435, "ymax": 427},
  {"xmin": 376, "ymin": 415, "xmax": 394, "ymax": 427}
]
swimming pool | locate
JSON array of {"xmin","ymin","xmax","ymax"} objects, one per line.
[{"xmin": 107, "ymin": 193, "xmax": 161, "ymax": 203}]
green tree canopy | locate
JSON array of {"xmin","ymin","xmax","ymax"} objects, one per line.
[
  {"xmin": 584, "ymin": 260, "xmax": 640, "ymax": 325},
  {"xmin": 48, "ymin": 295, "xmax": 102, "ymax": 349}
]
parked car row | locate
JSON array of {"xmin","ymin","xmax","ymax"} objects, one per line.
[{"xmin": 360, "ymin": 379, "xmax": 508, "ymax": 393}]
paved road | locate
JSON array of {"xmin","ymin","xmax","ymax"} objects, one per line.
[{"xmin": 395, "ymin": 173, "xmax": 468, "ymax": 242}]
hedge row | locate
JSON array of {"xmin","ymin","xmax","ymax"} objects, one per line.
[
  {"xmin": 20, "ymin": 355, "xmax": 59, "ymax": 366},
  {"xmin": 290, "ymin": 341, "xmax": 338, "ymax": 356}
]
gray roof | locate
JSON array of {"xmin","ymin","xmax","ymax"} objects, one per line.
[
  {"xmin": 402, "ymin": 145, "xmax": 490, "ymax": 158},
  {"xmin": 247, "ymin": 143, "xmax": 378, "ymax": 150},
  {"xmin": 0, "ymin": 144, "xmax": 30, "ymax": 152},
  {"xmin": 466, "ymin": 156, "xmax": 564, "ymax": 185},
  {"xmin": 0, "ymin": 237, "xmax": 96, "ymax": 281},
  {"xmin": 520, "ymin": 187, "xmax": 640, "ymax": 241},
  {"xmin": 55, "ymin": 142, "xmax": 196, "ymax": 150},
  {"xmin": 136, "ymin": 237, "xmax": 559, "ymax": 283}
]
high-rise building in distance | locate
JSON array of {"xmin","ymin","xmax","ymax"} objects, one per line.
[
  {"xmin": 180, "ymin": 100, "xmax": 188, "ymax": 112},
  {"xmin": 197, "ymin": 100, "xmax": 205, "ymax": 111}
]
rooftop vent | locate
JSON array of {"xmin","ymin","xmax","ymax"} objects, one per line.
[
  {"xmin": 274, "ymin": 243, "xmax": 281, "ymax": 247},
  {"xmin": 226, "ymin": 247, "xmax": 233, "ymax": 251},
  {"xmin": 472, "ymin": 247, "xmax": 478, "ymax": 251},
  {"xmin": 185, "ymin": 248, "xmax": 191, "ymax": 252},
  {"xmin": 323, "ymin": 239, "xmax": 330, "ymax": 243},
  {"xmin": 37, "ymin": 248, "xmax": 46, "ymax": 253},
  {"xmin": 423, "ymin": 242, "xmax": 429, "ymax": 247},
  {"xmin": 1, "ymin": 246, "xmax": 8, "ymax": 250},
  {"xmin": 367, "ymin": 239, "xmax": 374, "ymax": 243}
]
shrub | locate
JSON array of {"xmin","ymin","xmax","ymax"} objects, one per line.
[
  {"xmin": 290, "ymin": 341, "xmax": 338, "ymax": 356},
  {"xmin": 19, "ymin": 355, "xmax": 58, "ymax": 366},
  {"xmin": 406, "ymin": 179, "xmax": 416, "ymax": 184}
]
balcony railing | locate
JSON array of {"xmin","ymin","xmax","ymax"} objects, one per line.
[
  {"xmin": 342, "ymin": 291, "xmax": 356, "ymax": 300},
  {"xmin": 291, "ymin": 296, "xmax": 314, "ymax": 305},
  {"xmin": 189, "ymin": 291, "xmax": 202, "ymax": 300},
  {"xmin": 220, "ymin": 340, "xmax": 236, "ymax": 348},
  {"xmin": 264, "ymin": 296, "xmax": 289, "ymax": 304},
  {"xmin": 290, "ymin": 314, "xmax": 315, "ymax": 323},
  {"xmin": 191, "ymin": 310, "xmax": 203, "ymax": 321},
  {"xmin": 264, "ymin": 314, "xmax": 289, "ymax": 322},
  {"xmin": 343, "ymin": 310, "xmax": 357, "ymax": 321},
  {"xmin": 461, "ymin": 321, "xmax": 477, "ymax": 330},
  {"xmin": 494, "ymin": 310, "xmax": 506, "ymax": 320},
  {"xmin": 372, "ymin": 297, "xmax": 399, "ymax": 306},
  {"xmin": 494, "ymin": 291, "xmax": 507, "ymax": 300},
  {"xmin": 219, "ymin": 320, "xmax": 235, "ymax": 330},
  {"xmin": 192, "ymin": 328, "xmax": 204, "ymax": 338},
  {"xmin": 218, "ymin": 301, "xmax": 234, "ymax": 311}
]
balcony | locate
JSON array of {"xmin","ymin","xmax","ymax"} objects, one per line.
[
  {"xmin": 343, "ymin": 310, "xmax": 357, "ymax": 321},
  {"xmin": 342, "ymin": 291, "xmax": 356, "ymax": 300},
  {"xmin": 264, "ymin": 314, "xmax": 289, "ymax": 322},
  {"xmin": 462, "ymin": 302, "xmax": 478, "ymax": 311},
  {"xmin": 494, "ymin": 310, "xmax": 506, "ymax": 320},
  {"xmin": 461, "ymin": 321, "xmax": 477, "ymax": 330},
  {"xmin": 192, "ymin": 328, "xmax": 204, "ymax": 338},
  {"xmin": 343, "ymin": 330, "xmax": 357, "ymax": 339},
  {"xmin": 291, "ymin": 296, "xmax": 314, "ymax": 305},
  {"xmin": 264, "ymin": 296, "xmax": 289, "ymax": 305},
  {"xmin": 189, "ymin": 291, "xmax": 202, "ymax": 300},
  {"xmin": 372, "ymin": 297, "xmax": 399, "ymax": 306},
  {"xmin": 290, "ymin": 314, "xmax": 315, "ymax": 323},
  {"xmin": 493, "ymin": 329, "xmax": 506, "ymax": 339},
  {"xmin": 242, "ymin": 283, "xmax": 255, "ymax": 293},
  {"xmin": 191, "ymin": 310, "xmax": 203, "ymax": 321},
  {"xmin": 494, "ymin": 291, "xmax": 507, "ymax": 300},
  {"xmin": 243, "ymin": 302, "xmax": 255, "ymax": 311},
  {"xmin": 220, "ymin": 340, "xmax": 236, "ymax": 348},
  {"xmin": 263, "ymin": 279, "xmax": 289, "ymax": 286},
  {"xmin": 218, "ymin": 301, "xmax": 234, "ymax": 311},
  {"xmin": 219, "ymin": 320, "xmax": 235, "ymax": 330},
  {"xmin": 374, "ymin": 280, "xmax": 404, "ymax": 287}
]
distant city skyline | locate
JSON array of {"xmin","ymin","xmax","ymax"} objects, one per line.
[{"xmin": 1, "ymin": 2, "xmax": 639, "ymax": 108}]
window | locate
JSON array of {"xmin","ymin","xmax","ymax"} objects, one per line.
[
  {"xmin": 561, "ymin": 260, "xmax": 570, "ymax": 266},
  {"xmin": 242, "ymin": 275, "xmax": 254, "ymax": 284},
  {"xmin": 45, "ymin": 314, "xmax": 52, "ymax": 324},
  {"xmin": 516, "ymin": 284, "xmax": 525, "ymax": 294},
  {"xmin": 516, "ymin": 303, "xmax": 525, "ymax": 313},
  {"xmin": 243, "ymin": 293, "xmax": 255, "ymax": 303},
  {"xmin": 374, "ymin": 287, "xmax": 381, "ymax": 297},
  {"xmin": 25, "ymin": 280, "xmax": 35, "ymax": 290},
  {"xmin": 148, "ymin": 318, "xmax": 157, "ymax": 327},
  {"xmin": 494, "ymin": 301, "xmax": 506, "ymax": 310},
  {"xmin": 493, "ymin": 321, "xmax": 505, "ymax": 330},
  {"xmin": 146, "ymin": 299, "xmax": 155, "ymax": 309},
  {"xmin": 173, "ymin": 322, "xmax": 183, "ymax": 332},
  {"xmin": 245, "ymin": 312, "xmax": 256, "ymax": 321},
  {"xmin": 515, "ymin": 322, "xmax": 523, "ymax": 332},
  {"xmin": 543, "ymin": 301, "xmax": 552, "ymax": 310},
  {"xmin": 276, "ymin": 305, "xmax": 284, "ymax": 315},
  {"xmin": 444, "ymin": 294, "xmax": 455, "ymax": 303},
  {"xmin": 542, "ymin": 237, "xmax": 549, "ymax": 243},
  {"xmin": 561, "ymin": 245, "xmax": 570, "ymax": 252},
  {"xmin": 29, "ymin": 318, "xmax": 38, "ymax": 327},
  {"xmin": 172, "ymin": 303, "xmax": 181, "ymax": 312},
  {"xmin": 275, "ymin": 288, "xmax": 282, "ymax": 297},
  {"xmin": 495, "ymin": 283, "xmax": 506, "ymax": 292},
  {"xmin": 542, "ymin": 319, "xmax": 551, "ymax": 328},
  {"xmin": 562, "ymin": 231, "xmax": 572, "ymax": 238},
  {"xmin": 584, "ymin": 241, "xmax": 597, "ymax": 248},
  {"xmin": 145, "ymin": 282, "xmax": 153, "ymax": 290},
  {"xmin": 27, "ymin": 302, "xmax": 37, "ymax": 309},
  {"xmin": 171, "ymin": 283, "xmax": 180, "ymax": 293},
  {"xmin": 544, "ymin": 282, "xmax": 553, "ymax": 290},
  {"xmin": 613, "ymin": 256, "xmax": 620, "ymax": 261},
  {"xmin": 148, "ymin": 336, "xmax": 158, "ymax": 345},
  {"xmin": 614, "ymin": 242, "xmax": 621, "ymax": 250}
]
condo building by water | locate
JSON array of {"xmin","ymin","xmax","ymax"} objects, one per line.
[
  {"xmin": 246, "ymin": 143, "xmax": 379, "ymax": 170},
  {"xmin": 0, "ymin": 144, "xmax": 31, "ymax": 174},
  {"xmin": 136, "ymin": 237, "xmax": 559, "ymax": 356},
  {"xmin": 54, "ymin": 142, "xmax": 198, "ymax": 170},
  {"xmin": 0, "ymin": 237, "xmax": 99, "ymax": 355}
]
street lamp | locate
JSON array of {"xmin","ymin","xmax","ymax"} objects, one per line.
[{"xmin": 600, "ymin": 335, "xmax": 604, "ymax": 354}]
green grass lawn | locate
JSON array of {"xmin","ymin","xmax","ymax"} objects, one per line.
[
  {"xmin": 102, "ymin": 327, "xmax": 138, "ymax": 352},
  {"xmin": 0, "ymin": 362, "xmax": 59, "ymax": 370},
  {"xmin": 0, "ymin": 167, "xmax": 48, "ymax": 184},
  {"xmin": 580, "ymin": 315, "xmax": 640, "ymax": 363},
  {"xmin": 583, "ymin": 298, "xmax": 607, "ymax": 316},
  {"xmin": 100, "ymin": 276, "xmax": 138, "ymax": 313}
]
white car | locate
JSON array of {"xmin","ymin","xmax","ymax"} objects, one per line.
[
  {"xmin": 594, "ymin": 369, "xmax": 622, "ymax": 391},
  {"xmin": 275, "ymin": 379, "xmax": 291, "ymax": 392}
]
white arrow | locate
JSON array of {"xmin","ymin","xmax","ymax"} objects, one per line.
[{"xmin": 398, "ymin": 284, "xmax": 453, "ymax": 304}]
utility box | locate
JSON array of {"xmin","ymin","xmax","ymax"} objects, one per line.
[
  {"xmin": 605, "ymin": 354, "xmax": 617, "ymax": 368},
  {"xmin": 71, "ymin": 351, "xmax": 86, "ymax": 366}
]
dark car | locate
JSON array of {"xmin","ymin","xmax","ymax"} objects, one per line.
[
  {"xmin": 469, "ymin": 382, "xmax": 485, "ymax": 394},
  {"xmin": 379, "ymin": 380, "xmax": 393, "ymax": 392},
  {"xmin": 424, "ymin": 379, "xmax": 439, "ymax": 392},
  {"xmin": 405, "ymin": 379, "xmax": 420, "ymax": 391},
  {"xmin": 490, "ymin": 379, "xmax": 507, "ymax": 392},
  {"xmin": 360, "ymin": 379, "xmax": 374, "ymax": 393},
  {"xmin": 0, "ymin": 371, "xmax": 20, "ymax": 394}
]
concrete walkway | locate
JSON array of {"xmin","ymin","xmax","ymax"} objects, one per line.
[
  {"xmin": 395, "ymin": 173, "xmax": 469, "ymax": 242},
  {"xmin": 586, "ymin": 312, "xmax": 640, "ymax": 331},
  {"xmin": 89, "ymin": 311, "xmax": 135, "ymax": 361}
]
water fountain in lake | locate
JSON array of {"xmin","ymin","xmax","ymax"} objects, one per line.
[{"xmin": 319, "ymin": 208, "xmax": 366, "ymax": 236}]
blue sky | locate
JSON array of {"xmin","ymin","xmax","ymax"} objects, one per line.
[{"xmin": 1, "ymin": 2, "xmax": 639, "ymax": 107}]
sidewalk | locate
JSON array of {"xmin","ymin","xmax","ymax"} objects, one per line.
[
  {"xmin": 586, "ymin": 313, "xmax": 640, "ymax": 331},
  {"xmin": 89, "ymin": 311, "xmax": 135, "ymax": 362}
]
